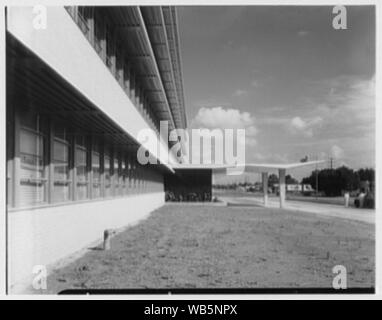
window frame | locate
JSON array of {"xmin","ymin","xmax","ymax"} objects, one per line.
[
  {"xmin": 74, "ymin": 135, "xmax": 90, "ymax": 201},
  {"xmin": 17, "ymin": 115, "xmax": 48, "ymax": 207},
  {"xmin": 51, "ymin": 124, "xmax": 73, "ymax": 204}
]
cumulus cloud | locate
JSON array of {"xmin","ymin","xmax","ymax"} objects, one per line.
[
  {"xmin": 289, "ymin": 116, "xmax": 323, "ymax": 137},
  {"xmin": 262, "ymin": 75, "xmax": 374, "ymax": 144},
  {"xmin": 232, "ymin": 89, "xmax": 247, "ymax": 97},
  {"xmin": 297, "ymin": 30, "xmax": 309, "ymax": 37},
  {"xmin": 291, "ymin": 117, "xmax": 306, "ymax": 130},
  {"xmin": 249, "ymin": 152, "xmax": 289, "ymax": 164},
  {"xmin": 191, "ymin": 106, "xmax": 257, "ymax": 146},
  {"xmin": 193, "ymin": 106, "xmax": 253, "ymax": 129},
  {"xmin": 251, "ymin": 80, "xmax": 260, "ymax": 88},
  {"xmin": 309, "ymin": 75, "xmax": 375, "ymax": 137}
]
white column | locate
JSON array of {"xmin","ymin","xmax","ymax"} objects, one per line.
[
  {"xmin": 262, "ymin": 172, "xmax": 268, "ymax": 206},
  {"xmin": 278, "ymin": 168, "xmax": 286, "ymax": 208}
]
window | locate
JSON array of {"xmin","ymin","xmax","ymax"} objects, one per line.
[
  {"xmin": 122, "ymin": 156, "xmax": 128, "ymax": 195},
  {"xmin": 65, "ymin": 6, "xmax": 75, "ymax": 18},
  {"xmin": 132, "ymin": 158, "xmax": 137, "ymax": 192},
  {"xmin": 115, "ymin": 45, "xmax": 123, "ymax": 82},
  {"xmin": 14, "ymin": 108, "xmax": 161, "ymax": 207},
  {"xmin": 114, "ymin": 156, "xmax": 120, "ymax": 196},
  {"xmin": 52, "ymin": 124, "xmax": 72, "ymax": 203},
  {"xmin": 140, "ymin": 166, "xmax": 145, "ymax": 193},
  {"xmin": 104, "ymin": 149, "xmax": 112, "ymax": 197},
  {"xmin": 75, "ymin": 135, "xmax": 88, "ymax": 200},
  {"xmin": 19, "ymin": 113, "xmax": 47, "ymax": 206},
  {"xmin": 93, "ymin": 13, "xmax": 102, "ymax": 54},
  {"xmin": 77, "ymin": 7, "xmax": 90, "ymax": 36},
  {"xmin": 92, "ymin": 142, "xmax": 101, "ymax": 198},
  {"xmin": 105, "ymin": 24, "xmax": 113, "ymax": 69},
  {"xmin": 137, "ymin": 163, "xmax": 142, "ymax": 191},
  {"xmin": 123, "ymin": 62, "xmax": 130, "ymax": 93},
  {"xmin": 127, "ymin": 156, "xmax": 132, "ymax": 190}
]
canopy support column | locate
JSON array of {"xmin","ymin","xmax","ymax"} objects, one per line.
[
  {"xmin": 278, "ymin": 168, "xmax": 286, "ymax": 208},
  {"xmin": 262, "ymin": 172, "xmax": 268, "ymax": 206}
]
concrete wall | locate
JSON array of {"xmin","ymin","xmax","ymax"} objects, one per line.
[{"xmin": 8, "ymin": 191, "xmax": 165, "ymax": 292}]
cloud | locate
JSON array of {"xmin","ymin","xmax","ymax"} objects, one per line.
[
  {"xmin": 331, "ymin": 145, "xmax": 344, "ymax": 160},
  {"xmin": 249, "ymin": 152, "xmax": 289, "ymax": 164},
  {"xmin": 191, "ymin": 106, "xmax": 258, "ymax": 146},
  {"xmin": 306, "ymin": 75, "xmax": 375, "ymax": 139},
  {"xmin": 193, "ymin": 98, "xmax": 231, "ymax": 109},
  {"xmin": 232, "ymin": 89, "xmax": 247, "ymax": 97},
  {"xmin": 192, "ymin": 106, "xmax": 253, "ymax": 129},
  {"xmin": 289, "ymin": 116, "xmax": 323, "ymax": 137},
  {"xmin": 259, "ymin": 74, "xmax": 374, "ymax": 140},
  {"xmin": 291, "ymin": 117, "xmax": 306, "ymax": 130},
  {"xmin": 297, "ymin": 30, "xmax": 309, "ymax": 37},
  {"xmin": 251, "ymin": 80, "xmax": 260, "ymax": 88}
]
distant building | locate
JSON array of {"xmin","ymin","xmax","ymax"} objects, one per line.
[
  {"xmin": 5, "ymin": 5, "xmax": 323, "ymax": 291},
  {"xmin": 273, "ymin": 183, "xmax": 314, "ymax": 193}
]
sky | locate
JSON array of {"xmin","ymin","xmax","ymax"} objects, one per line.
[{"xmin": 177, "ymin": 6, "xmax": 375, "ymax": 182}]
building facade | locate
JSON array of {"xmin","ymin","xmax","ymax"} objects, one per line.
[{"xmin": 6, "ymin": 6, "xmax": 187, "ymax": 291}]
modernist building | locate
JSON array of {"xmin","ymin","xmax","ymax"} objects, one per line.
[
  {"xmin": 6, "ymin": 6, "xmax": 321, "ymax": 292},
  {"xmin": 6, "ymin": 6, "xmax": 189, "ymax": 291}
]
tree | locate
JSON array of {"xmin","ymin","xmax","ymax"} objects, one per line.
[
  {"xmin": 286, "ymin": 174, "xmax": 298, "ymax": 184},
  {"xmin": 357, "ymin": 168, "xmax": 374, "ymax": 182},
  {"xmin": 268, "ymin": 174, "xmax": 279, "ymax": 187},
  {"xmin": 301, "ymin": 166, "xmax": 375, "ymax": 197}
]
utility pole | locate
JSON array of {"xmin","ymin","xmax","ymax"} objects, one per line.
[
  {"xmin": 315, "ymin": 155, "xmax": 319, "ymax": 198},
  {"xmin": 329, "ymin": 157, "xmax": 334, "ymax": 170}
]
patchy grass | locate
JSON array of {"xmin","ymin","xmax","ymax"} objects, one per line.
[{"xmin": 46, "ymin": 204, "xmax": 374, "ymax": 293}]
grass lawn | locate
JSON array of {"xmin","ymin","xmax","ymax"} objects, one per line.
[{"xmin": 46, "ymin": 203, "xmax": 374, "ymax": 293}]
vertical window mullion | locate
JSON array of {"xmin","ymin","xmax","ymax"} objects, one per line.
[
  {"xmin": 89, "ymin": 7, "xmax": 95, "ymax": 51},
  {"xmin": 114, "ymin": 151, "xmax": 118, "ymax": 197},
  {"xmin": 110, "ymin": 149, "xmax": 114, "ymax": 197},
  {"xmin": 73, "ymin": 6, "xmax": 79, "ymax": 24},
  {"xmin": 130, "ymin": 70, "xmax": 136, "ymax": 106},
  {"xmin": 42, "ymin": 118, "xmax": 49, "ymax": 204},
  {"xmin": 124, "ymin": 62, "xmax": 131, "ymax": 97},
  {"xmin": 100, "ymin": 16, "xmax": 107, "ymax": 63},
  {"xmin": 128, "ymin": 152, "xmax": 133, "ymax": 193},
  {"xmin": 71, "ymin": 134, "xmax": 77, "ymax": 201},
  {"xmin": 48, "ymin": 119, "xmax": 54, "ymax": 204},
  {"xmin": 100, "ymin": 142, "xmax": 105, "ymax": 198},
  {"xmin": 124, "ymin": 154, "xmax": 128, "ymax": 196},
  {"xmin": 13, "ymin": 112, "xmax": 21, "ymax": 207},
  {"xmin": 135, "ymin": 84, "xmax": 140, "ymax": 112},
  {"xmin": 88, "ymin": 135, "xmax": 92, "ymax": 199}
]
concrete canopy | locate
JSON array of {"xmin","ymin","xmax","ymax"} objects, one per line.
[
  {"xmin": 171, "ymin": 160, "xmax": 324, "ymax": 208},
  {"xmin": 171, "ymin": 160, "xmax": 324, "ymax": 173}
]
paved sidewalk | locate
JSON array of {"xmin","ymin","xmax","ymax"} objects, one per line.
[{"xmin": 222, "ymin": 196, "xmax": 375, "ymax": 225}]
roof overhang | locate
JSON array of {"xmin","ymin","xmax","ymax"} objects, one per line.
[{"xmin": 171, "ymin": 160, "xmax": 325, "ymax": 174}]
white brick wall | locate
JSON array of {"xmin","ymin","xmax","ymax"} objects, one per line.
[{"xmin": 8, "ymin": 192, "xmax": 165, "ymax": 292}]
